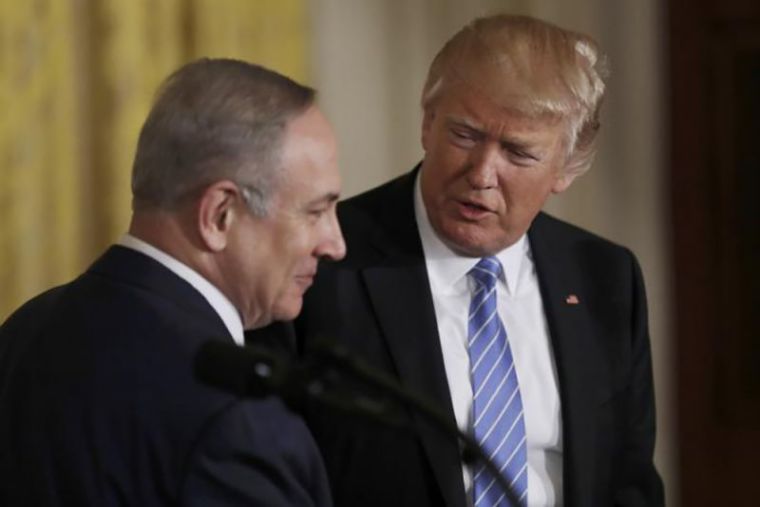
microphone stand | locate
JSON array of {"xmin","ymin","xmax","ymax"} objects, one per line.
[{"xmin": 298, "ymin": 340, "xmax": 523, "ymax": 507}]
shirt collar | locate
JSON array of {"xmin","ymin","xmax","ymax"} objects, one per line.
[
  {"xmin": 118, "ymin": 234, "xmax": 245, "ymax": 345},
  {"xmin": 413, "ymin": 171, "xmax": 528, "ymax": 295}
]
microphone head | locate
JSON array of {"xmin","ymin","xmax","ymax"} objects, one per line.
[{"xmin": 194, "ymin": 340, "xmax": 287, "ymax": 398}]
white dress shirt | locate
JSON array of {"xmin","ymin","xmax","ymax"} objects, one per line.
[
  {"xmin": 413, "ymin": 175, "xmax": 564, "ymax": 506},
  {"xmin": 118, "ymin": 234, "xmax": 245, "ymax": 346}
]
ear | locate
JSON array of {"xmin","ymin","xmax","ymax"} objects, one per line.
[
  {"xmin": 197, "ymin": 180, "xmax": 243, "ymax": 252},
  {"xmin": 421, "ymin": 107, "xmax": 436, "ymax": 152},
  {"xmin": 551, "ymin": 171, "xmax": 578, "ymax": 194}
]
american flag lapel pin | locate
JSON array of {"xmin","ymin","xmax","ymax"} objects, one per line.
[{"xmin": 565, "ymin": 294, "xmax": 580, "ymax": 305}]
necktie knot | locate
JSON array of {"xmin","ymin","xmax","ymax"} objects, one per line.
[{"xmin": 469, "ymin": 256, "xmax": 502, "ymax": 291}]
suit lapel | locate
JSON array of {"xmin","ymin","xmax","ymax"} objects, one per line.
[
  {"xmin": 360, "ymin": 170, "xmax": 467, "ymax": 507},
  {"xmin": 529, "ymin": 214, "xmax": 599, "ymax": 506}
]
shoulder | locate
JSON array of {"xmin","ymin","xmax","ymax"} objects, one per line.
[
  {"xmin": 333, "ymin": 169, "xmax": 421, "ymax": 264},
  {"xmin": 530, "ymin": 212, "xmax": 638, "ymax": 267},
  {"xmin": 529, "ymin": 212, "xmax": 646, "ymax": 315},
  {"xmin": 0, "ymin": 284, "xmax": 71, "ymax": 380},
  {"xmin": 1, "ymin": 283, "xmax": 68, "ymax": 334},
  {"xmin": 531, "ymin": 212, "xmax": 626, "ymax": 249},
  {"xmin": 339, "ymin": 170, "xmax": 416, "ymax": 229},
  {"xmin": 1, "ymin": 254, "xmax": 235, "ymax": 421}
]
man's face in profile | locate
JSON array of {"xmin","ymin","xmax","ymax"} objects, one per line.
[
  {"xmin": 227, "ymin": 106, "xmax": 346, "ymax": 329},
  {"xmin": 420, "ymin": 83, "xmax": 574, "ymax": 257}
]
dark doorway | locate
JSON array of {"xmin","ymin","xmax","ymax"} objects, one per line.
[{"xmin": 669, "ymin": 1, "xmax": 760, "ymax": 505}]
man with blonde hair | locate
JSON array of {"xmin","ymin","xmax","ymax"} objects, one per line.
[
  {"xmin": 295, "ymin": 15, "xmax": 664, "ymax": 507},
  {"xmin": 0, "ymin": 58, "xmax": 345, "ymax": 506}
]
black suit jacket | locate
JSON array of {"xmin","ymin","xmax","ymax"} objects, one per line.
[
  {"xmin": 0, "ymin": 246, "xmax": 332, "ymax": 506},
  {"xmin": 295, "ymin": 169, "xmax": 664, "ymax": 506}
]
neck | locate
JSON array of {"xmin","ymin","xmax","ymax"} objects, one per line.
[{"xmin": 129, "ymin": 209, "xmax": 206, "ymax": 273}]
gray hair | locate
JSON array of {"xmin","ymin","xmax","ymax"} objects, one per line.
[
  {"xmin": 422, "ymin": 15, "xmax": 609, "ymax": 177},
  {"xmin": 131, "ymin": 58, "xmax": 315, "ymax": 215}
]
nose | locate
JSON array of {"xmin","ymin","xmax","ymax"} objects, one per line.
[
  {"xmin": 466, "ymin": 143, "xmax": 500, "ymax": 189},
  {"xmin": 316, "ymin": 209, "xmax": 346, "ymax": 261}
]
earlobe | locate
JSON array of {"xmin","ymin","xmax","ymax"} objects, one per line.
[
  {"xmin": 197, "ymin": 181, "xmax": 239, "ymax": 252},
  {"xmin": 551, "ymin": 172, "xmax": 577, "ymax": 194}
]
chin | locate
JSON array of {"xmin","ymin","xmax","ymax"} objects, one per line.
[
  {"xmin": 439, "ymin": 229, "xmax": 490, "ymax": 257},
  {"xmin": 272, "ymin": 298, "xmax": 304, "ymax": 322},
  {"xmin": 441, "ymin": 223, "xmax": 516, "ymax": 257}
]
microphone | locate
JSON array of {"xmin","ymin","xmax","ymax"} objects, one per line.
[
  {"xmin": 194, "ymin": 339, "xmax": 408, "ymax": 425},
  {"xmin": 194, "ymin": 341, "xmax": 291, "ymax": 399},
  {"xmin": 194, "ymin": 338, "xmax": 522, "ymax": 506}
]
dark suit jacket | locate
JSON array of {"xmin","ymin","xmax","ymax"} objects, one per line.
[
  {"xmin": 0, "ymin": 246, "xmax": 332, "ymax": 507},
  {"xmin": 295, "ymin": 169, "xmax": 664, "ymax": 507}
]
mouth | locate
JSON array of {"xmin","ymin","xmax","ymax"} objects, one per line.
[
  {"xmin": 455, "ymin": 199, "xmax": 495, "ymax": 220},
  {"xmin": 294, "ymin": 273, "xmax": 316, "ymax": 291}
]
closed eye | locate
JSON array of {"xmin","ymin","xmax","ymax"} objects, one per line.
[
  {"xmin": 449, "ymin": 126, "xmax": 482, "ymax": 148},
  {"xmin": 502, "ymin": 142, "xmax": 539, "ymax": 165},
  {"xmin": 308, "ymin": 207, "xmax": 329, "ymax": 220},
  {"xmin": 303, "ymin": 192, "xmax": 340, "ymax": 222}
]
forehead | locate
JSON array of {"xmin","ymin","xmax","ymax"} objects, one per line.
[
  {"xmin": 274, "ymin": 106, "xmax": 340, "ymax": 199},
  {"xmin": 435, "ymin": 84, "xmax": 567, "ymax": 141},
  {"xmin": 282, "ymin": 106, "xmax": 336, "ymax": 153}
]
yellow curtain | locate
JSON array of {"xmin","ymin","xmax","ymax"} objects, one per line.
[{"xmin": 0, "ymin": 0, "xmax": 309, "ymax": 320}]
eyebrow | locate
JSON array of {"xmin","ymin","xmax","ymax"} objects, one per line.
[
  {"xmin": 306, "ymin": 192, "xmax": 341, "ymax": 207},
  {"xmin": 447, "ymin": 115, "xmax": 482, "ymax": 131},
  {"xmin": 447, "ymin": 116, "xmax": 534, "ymax": 149}
]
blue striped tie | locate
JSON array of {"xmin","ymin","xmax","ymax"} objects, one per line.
[{"xmin": 468, "ymin": 257, "xmax": 527, "ymax": 507}]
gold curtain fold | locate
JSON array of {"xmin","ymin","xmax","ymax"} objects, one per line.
[
  {"xmin": 189, "ymin": 0, "xmax": 309, "ymax": 80},
  {"xmin": 1, "ymin": 0, "xmax": 82, "ymax": 316},
  {"xmin": 0, "ymin": 0, "xmax": 309, "ymax": 320}
]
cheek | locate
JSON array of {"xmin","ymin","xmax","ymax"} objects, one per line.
[
  {"xmin": 280, "ymin": 228, "xmax": 318, "ymax": 269},
  {"xmin": 504, "ymin": 173, "xmax": 554, "ymax": 203},
  {"xmin": 424, "ymin": 163, "xmax": 463, "ymax": 202},
  {"xmin": 274, "ymin": 223, "xmax": 307, "ymax": 254}
]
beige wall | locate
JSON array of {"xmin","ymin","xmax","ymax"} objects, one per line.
[{"xmin": 309, "ymin": 1, "xmax": 676, "ymax": 504}]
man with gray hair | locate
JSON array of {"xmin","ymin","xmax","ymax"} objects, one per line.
[
  {"xmin": 0, "ymin": 58, "xmax": 345, "ymax": 505},
  {"xmin": 294, "ymin": 15, "xmax": 664, "ymax": 507}
]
